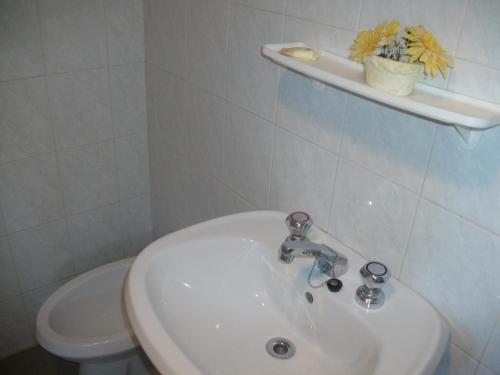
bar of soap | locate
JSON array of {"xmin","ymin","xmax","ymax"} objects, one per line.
[{"xmin": 280, "ymin": 47, "xmax": 320, "ymax": 62}]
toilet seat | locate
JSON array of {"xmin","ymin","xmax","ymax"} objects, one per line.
[{"xmin": 36, "ymin": 257, "xmax": 138, "ymax": 361}]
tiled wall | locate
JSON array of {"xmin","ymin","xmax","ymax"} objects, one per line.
[
  {"xmin": 0, "ymin": 0, "xmax": 151, "ymax": 358},
  {"xmin": 144, "ymin": 0, "xmax": 500, "ymax": 374}
]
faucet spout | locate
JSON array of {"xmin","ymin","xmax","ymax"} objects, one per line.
[
  {"xmin": 280, "ymin": 235, "xmax": 348, "ymax": 278},
  {"xmin": 279, "ymin": 212, "xmax": 348, "ymax": 278}
]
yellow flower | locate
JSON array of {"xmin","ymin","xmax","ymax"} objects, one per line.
[
  {"xmin": 375, "ymin": 20, "xmax": 400, "ymax": 43},
  {"xmin": 350, "ymin": 20, "xmax": 400, "ymax": 62},
  {"xmin": 405, "ymin": 26, "xmax": 454, "ymax": 78},
  {"xmin": 349, "ymin": 29, "xmax": 383, "ymax": 62}
]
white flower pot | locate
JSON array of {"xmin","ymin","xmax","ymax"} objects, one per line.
[{"xmin": 363, "ymin": 56, "xmax": 423, "ymax": 96}]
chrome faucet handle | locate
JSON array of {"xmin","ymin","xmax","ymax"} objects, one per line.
[
  {"xmin": 285, "ymin": 212, "xmax": 312, "ymax": 237},
  {"xmin": 356, "ymin": 261, "xmax": 391, "ymax": 309}
]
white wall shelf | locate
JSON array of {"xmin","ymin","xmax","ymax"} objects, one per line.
[{"xmin": 262, "ymin": 43, "xmax": 500, "ymax": 146}]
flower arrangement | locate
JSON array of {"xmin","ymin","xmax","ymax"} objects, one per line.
[{"xmin": 350, "ymin": 20, "xmax": 454, "ymax": 79}]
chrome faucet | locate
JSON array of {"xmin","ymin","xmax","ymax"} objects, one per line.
[{"xmin": 279, "ymin": 212, "xmax": 348, "ymax": 278}]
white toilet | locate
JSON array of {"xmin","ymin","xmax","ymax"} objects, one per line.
[{"xmin": 36, "ymin": 257, "xmax": 158, "ymax": 375}]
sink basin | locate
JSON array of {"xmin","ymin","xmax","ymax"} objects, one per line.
[{"xmin": 125, "ymin": 211, "xmax": 448, "ymax": 375}]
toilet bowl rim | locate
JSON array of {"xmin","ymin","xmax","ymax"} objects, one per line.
[{"xmin": 36, "ymin": 257, "xmax": 138, "ymax": 359}]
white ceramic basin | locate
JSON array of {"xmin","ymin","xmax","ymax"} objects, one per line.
[{"xmin": 126, "ymin": 211, "xmax": 449, "ymax": 375}]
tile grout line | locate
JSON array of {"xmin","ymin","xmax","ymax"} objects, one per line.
[
  {"xmin": 7, "ymin": 57, "xmax": 500, "ymax": 256},
  {"xmin": 3, "ymin": 192, "xmax": 150, "ymax": 238},
  {"xmin": 34, "ymin": 0, "xmax": 48, "ymax": 77},
  {"xmin": 102, "ymin": 0, "xmax": 128, "ymax": 258},
  {"xmin": 0, "ymin": 129, "xmax": 148, "ymax": 169},
  {"xmin": 324, "ymin": 157, "xmax": 341, "ymax": 233},
  {"xmin": 266, "ymin": 6, "xmax": 285, "ymax": 208},
  {"xmin": 223, "ymin": 0, "xmax": 231, "ymax": 102},
  {"xmin": 36, "ymin": 0, "xmax": 79, "ymax": 287},
  {"xmin": 355, "ymin": 0, "xmax": 365, "ymax": 31},
  {"xmin": 265, "ymin": 125, "xmax": 278, "ymax": 209},
  {"xmin": 0, "ymin": 60, "xmax": 147, "ymax": 85},
  {"xmin": 452, "ymin": 0, "xmax": 471, "ymax": 57},
  {"xmin": 0, "ymin": 192, "xmax": 153, "ymax": 305},
  {"xmin": 397, "ymin": 125, "xmax": 439, "ymax": 277},
  {"xmin": 477, "ymin": 313, "xmax": 500, "ymax": 370},
  {"xmin": 325, "ymin": 93, "xmax": 349, "ymax": 231}
]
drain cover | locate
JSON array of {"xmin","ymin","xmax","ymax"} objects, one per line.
[{"xmin": 266, "ymin": 337, "xmax": 296, "ymax": 359}]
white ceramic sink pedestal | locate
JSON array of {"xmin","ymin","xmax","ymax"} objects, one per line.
[{"xmin": 125, "ymin": 211, "xmax": 449, "ymax": 375}]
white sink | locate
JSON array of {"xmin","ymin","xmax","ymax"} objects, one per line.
[{"xmin": 125, "ymin": 211, "xmax": 448, "ymax": 375}]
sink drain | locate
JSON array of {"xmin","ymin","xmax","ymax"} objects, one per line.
[{"xmin": 266, "ymin": 337, "xmax": 295, "ymax": 359}]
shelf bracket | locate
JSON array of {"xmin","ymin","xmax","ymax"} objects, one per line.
[{"xmin": 454, "ymin": 126, "xmax": 482, "ymax": 150}]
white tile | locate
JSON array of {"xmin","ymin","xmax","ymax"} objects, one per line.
[
  {"xmin": 277, "ymin": 69, "xmax": 346, "ymax": 153},
  {"xmin": 150, "ymin": 188, "xmax": 191, "ymax": 238},
  {"xmin": 223, "ymin": 104, "xmax": 274, "ymax": 208},
  {"xmin": 150, "ymin": 193, "xmax": 168, "ymax": 239},
  {"xmin": 448, "ymin": 59, "xmax": 500, "ymax": 104},
  {"xmin": 0, "ymin": 77, "xmax": 54, "ymax": 164},
  {"xmin": 286, "ymin": 0, "xmax": 362, "ymax": 30},
  {"xmin": 148, "ymin": 79, "xmax": 189, "ymax": 247},
  {"xmin": 145, "ymin": 64, "xmax": 158, "ymax": 132},
  {"xmin": 185, "ymin": 175, "xmax": 254, "ymax": 227},
  {"xmin": 0, "ymin": 0, "xmax": 44, "ymax": 81},
  {"xmin": 154, "ymin": 173, "xmax": 229, "ymax": 231},
  {"xmin": 9, "ymin": 220, "xmax": 74, "ymax": 292},
  {"xmin": 401, "ymin": 200, "xmax": 500, "ymax": 359},
  {"xmin": 59, "ymin": 141, "xmax": 118, "ymax": 215},
  {"xmin": 0, "ymin": 207, "xmax": 6, "ymax": 236},
  {"xmin": 457, "ymin": 0, "xmax": 500, "ymax": 70},
  {"xmin": 150, "ymin": 156, "xmax": 194, "ymax": 236},
  {"xmin": 482, "ymin": 317, "xmax": 500, "ymax": 374},
  {"xmin": 110, "ymin": 63, "xmax": 147, "ymax": 137},
  {"xmin": 423, "ymin": 126, "xmax": 500, "ymax": 236},
  {"xmin": 0, "ymin": 297, "xmax": 35, "ymax": 358},
  {"xmin": 284, "ymin": 16, "xmax": 356, "ymax": 58},
  {"xmin": 120, "ymin": 194, "xmax": 152, "ymax": 257},
  {"xmin": 227, "ymin": 4, "xmax": 283, "ymax": 121},
  {"xmin": 359, "ymin": 0, "xmax": 466, "ymax": 53},
  {"xmin": 147, "ymin": 73, "xmax": 194, "ymax": 235},
  {"xmin": 187, "ymin": 0, "xmax": 228, "ymax": 97},
  {"xmin": 143, "ymin": 0, "xmax": 155, "ymax": 64},
  {"xmin": 0, "ymin": 154, "xmax": 65, "ymax": 233},
  {"xmin": 186, "ymin": 87, "xmax": 226, "ymax": 179},
  {"xmin": 146, "ymin": 0, "xmax": 187, "ymax": 77},
  {"xmin": 185, "ymin": 174, "xmax": 220, "ymax": 225},
  {"xmin": 115, "ymin": 133, "xmax": 150, "ymax": 200},
  {"xmin": 214, "ymin": 181, "xmax": 256, "ymax": 218},
  {"xmin": 330, "ymin": 160, "xmax": 419, "ymax": 275},
  {"xmin": 434, "ymin": 343, "xmax": 477, "ymax": 375},
  {"xmin": 340, "ymin": 95, "xmax": 436, "ymax": 192},
  {"xmin": 22, "ymin": 278, "xmax": 69, "ymax": 330},
  {"xmin": 269, "ymin": 128, "xmax": 337, "ymax": 229},
  {"xmin": 104, "ymin": 0, "xmax": 144, "ymax": 65},
  {"xmin": 153, "ymin": 70, "xmax": 191, "ymax": 160},
  {"xmin": 39, "ymin": 0, "xmax": 107, "ymax": 73},
  {"xmin": 0, "ymin": 237, "xmax": 20, "ymax": 302},
  {"xmin": 475, "ymin": 365, "xmax": 497, "ymax": 375},
  {"xmin": 47, "ymin": 68, "xmax": 113, "ymax": 149},
  {"xmin": 232, "ymin": 0, "xmax": 285, "ymax": 13},
  {"xmin": 418, "ymin": 71, "xmax": 450, "ymax": 90},
  {"xmin": 67, "ymin": 204, "xmax": 125, "ymax": 273}
]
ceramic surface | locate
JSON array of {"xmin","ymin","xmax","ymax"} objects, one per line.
[{"xmin": 126, "ymin": 211, "xmax": 449, "ymax": 375}]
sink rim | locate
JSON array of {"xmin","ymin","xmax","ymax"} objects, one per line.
[{"xmin": 125, "ymin": 210, "xmax": 449, "ymax": 375}]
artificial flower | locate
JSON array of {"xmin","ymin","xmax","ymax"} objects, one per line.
[
  {"xmin": 375, "ymin": 20, "xmax": 400, "ymax": 43},
  {"xmin": 349, "ymin": 30, "xmax": 383, "ymax": 62},
  {"xmin": 350, "ymin": 20, "xmax": 400, "ymax": 62},
  {"xmin": 405, "ymin": 26, "xmax": 454, "ymax": 78}
]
